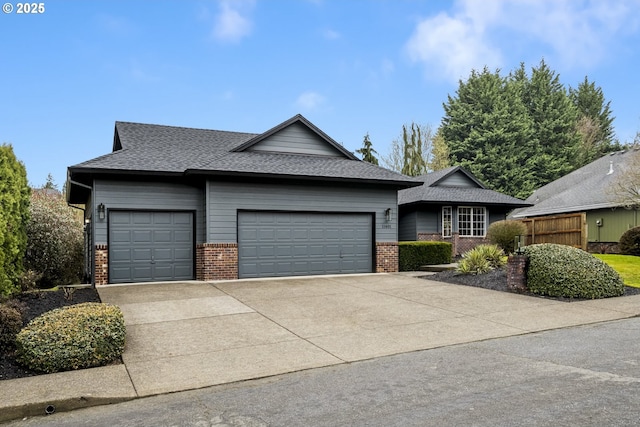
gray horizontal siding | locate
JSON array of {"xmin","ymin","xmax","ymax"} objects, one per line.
[
  {"xmin": 438, "ymin": 172, "xmax": 478, "ymax": 188},
  {"xmin": 417, "ymin": 210, "xmax": 439, "ymax": 234},
  {"xmin": 247, "ymin": 122, "xmax": 343, "ymax": 156},
  {"xmin": 489, "ymin": 210, "xmax": 506, "ymax": 225},
  {"xmin": 398, "ymin": 211, "xmax": 417, "ymax": 241},
  {"xmin": 93, "ymin": 180, "xmax": 204, "ymax": 245},
  {"xmin": 207, "ymin": 181, "xmax": 398, "ymax": 243}
]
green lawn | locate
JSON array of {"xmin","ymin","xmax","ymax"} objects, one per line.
[{"xmin": 594, "ymin": 254, "xmax": 640, "ymax": 288}]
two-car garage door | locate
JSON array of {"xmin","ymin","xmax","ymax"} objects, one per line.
[{"xmin": 238, "ymin": 211, "xmax": 373, "ymax": 279}]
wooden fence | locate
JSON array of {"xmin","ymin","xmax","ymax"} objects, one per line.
[{"xmin": 519, "ymin": 213, "xmax": 587, "ymax": 250}]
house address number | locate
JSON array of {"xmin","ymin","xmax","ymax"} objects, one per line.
[{"xmin": 381, "ymin": 224, "xmax": 392, "ymax": 229}]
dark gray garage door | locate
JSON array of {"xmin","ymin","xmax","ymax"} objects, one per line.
[
  {"xmin": 109, "ymin": 211, "xmax": 194, "ymax": 284},
  {"xmin": 238, "ymin": 211, "xmax": 373, "ymax": 279}
]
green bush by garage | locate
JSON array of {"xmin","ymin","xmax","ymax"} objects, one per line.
[
  {"xmin": 399, "ymin": 241, "xmax": 452, "ymax": 271},
  {"xmin": 523, "ymin": 243, "xmax": 624, "ymax": 299},
  {"xmin": 16, "ymin": 302, "xmax": 126, "ymax": 373}
]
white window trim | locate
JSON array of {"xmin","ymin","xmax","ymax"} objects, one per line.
[
  {"xmin": 458, "ymin": 206, "xmax": 486, "ymax": 237},
  {"xmin": 442, "ymin": 206, "xmax": 452, "ymax": 238}
]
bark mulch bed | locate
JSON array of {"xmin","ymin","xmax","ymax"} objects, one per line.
[
  {"xmin": 425, "ymin": 268, "xmax": 640, "ymax": 300},
  {"xmin": 1, "ymin": 287, "xmax": 101, "ymax": 381}
]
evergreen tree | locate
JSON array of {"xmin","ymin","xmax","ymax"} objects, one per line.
[
  {"xmin": 441, "ymin": 67, "xmax": 536, "ymax": 198},
  {"xmin": 0, "ymin": 144, "xmax": 30, "ymax": 296},
  {"xmin": 355, "ymin": 133, "xmax": 379, "ymax": 165},
  {"xmin": 440, "ymin": 60, "xmax": 610, "ymax": 199},
  {"xmin": 569, "ymin": 76, "xmax": 617, "ymax": 165},
  {"xmin": 517, "ymin": 60, "xmax": 580, "ymax": 184}
]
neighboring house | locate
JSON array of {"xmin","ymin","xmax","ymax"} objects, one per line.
[
  {"xmin": 398, "ymin": 166, "xmax": 531, "ymax": 256},
  {"xmin": 66, "ymin": 115, "xmax": 420, "ymax": 285},
  {"xmin": 510, "ymin": 149, "xmax": 640, "ymax": 252}
]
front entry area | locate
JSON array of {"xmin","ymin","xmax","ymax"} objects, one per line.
[
  {"xmin": 108, "ymin": 211, "xmax": 194, "ymax": 284},
  {"xmin": 237, "ymin": 211, "xmax": 373, "ymax": 279}
]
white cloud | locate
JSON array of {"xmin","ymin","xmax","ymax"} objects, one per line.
[
  {"xmin": 323, "ymin": 28, "xmax": 341, "ymax": 40},
  {"xmin": 406, "ymin": 11, "xmax": 502, "ymax": 83},
  {"xmin": 295, "ymin": 91, "xmax": 325, "ymax": 110},
  {"xmin": 406, "ymin": 0, "xmax": 640, "ymax": 83},
  {"xmin": 212, "ymin": 0, "xmax": 255, "ymax": 43}
]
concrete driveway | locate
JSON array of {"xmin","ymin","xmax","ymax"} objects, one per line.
[{"xmin": 96, "ymin": 273, "xmax": 640, "ymax": 398}]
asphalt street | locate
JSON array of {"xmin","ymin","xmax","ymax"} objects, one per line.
[{"xmin": 5, "ymin": 317, "xmax": 640, "ymax": 427}]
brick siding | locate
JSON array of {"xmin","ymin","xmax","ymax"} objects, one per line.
[
  {"xmin": 94, "ymin": 244, "xmax": 108, "ymax": 285},
  {"xmin": 376, "ymin": 242, "xmax": 399, "ymax": 273},
  {"xmin": 196, "ymin": 243, "xmax": 238, "ymax": 281}
]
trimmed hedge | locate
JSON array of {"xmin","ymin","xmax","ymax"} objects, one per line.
[
  {"xmin": 619, "ymin": 226, "xmax": 640, "ymax": 256},
  {"xmin": 523, "ymin": 243, "xmax": 624, "ymax": 299},
  {"xmin": 399, "ymin": 241, "xmax": 452, "ymax": 271},
  {"xmin": 16, "ymin": 302, "xmax": 125, "ymax": 373}
]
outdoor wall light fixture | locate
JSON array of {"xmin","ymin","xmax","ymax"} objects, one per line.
[
  {"xmin": 385, "ymin": 208, "xmax": 391, "ymax": 222},
  {"xmin": 98, "ymin": 203, "xmax": 106, "ymax": 220}
]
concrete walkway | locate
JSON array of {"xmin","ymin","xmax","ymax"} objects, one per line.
[{"xmin": 2, "ymin": 273, "xmax": 640, "ymax": 422}]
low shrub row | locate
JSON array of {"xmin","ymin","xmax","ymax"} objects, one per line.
[{"xmin": 398, "ymin": 241, "xmax": 452, "ymax": 271}]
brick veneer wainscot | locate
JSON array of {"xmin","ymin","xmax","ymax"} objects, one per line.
[
  {"xmin": 94, "ymin": 244, "xmax": 108, "ymax": 285},
  {"xmin": 376, "ymin": 242, "xmax": 399, "ymax": 273},
  {"xmin": 196, "ymin": 243, "xmax": 238, "ymax": 281}
]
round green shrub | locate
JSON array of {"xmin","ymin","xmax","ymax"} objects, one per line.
[
  {"xmin": 523, "ymin": 243, "xmax": 624, "ymax": 299},
  {"xmin": 619, "ymin": 226, "xmax": 640, "ymax": 256},
  {"xmin": 0, "ymin": 304, "xmax": 23, "ymax": 349},
  {"xmin": 457, "ymin": 244, "xmax": 506, "ymax": 275},
  {"xmin": 487, "ymin": 220, "xmax": 528, "ymax": 254},
  {"xmin": 16, "ymin": 302, "xmax": 125, "ymax": 373}
]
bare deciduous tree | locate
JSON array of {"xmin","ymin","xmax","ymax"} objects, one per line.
[{"xmin": 611, "ymin": 141, "xmax": 640, "ymax": 208}]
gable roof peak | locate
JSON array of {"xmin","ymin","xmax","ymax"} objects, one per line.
[{"xmin": 230, "ymin": 114, "xmax": 358, "ymax": 160}]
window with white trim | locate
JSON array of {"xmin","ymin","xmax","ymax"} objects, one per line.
[
  {"xmin": 458, "ymin": 207, "xmax": 486, "ymax": 237},
  {"xmin": 442, "ymin": 206, "xmax": 452, "ymax": 238}
]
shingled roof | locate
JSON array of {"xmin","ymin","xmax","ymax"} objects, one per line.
[
  {"xmin": 68, "ymin": 115, "xmax": 420, "ymax": 187},
  {"xmin": 511, "ymin": 149, "xmax": 640, "ymax": 218},
  {"xmin": 399, "ymin": 166, "xmax": 531, "ymax": 207}
]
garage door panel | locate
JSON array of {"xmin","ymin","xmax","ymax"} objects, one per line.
[
  {"xmin": 153, "ymin": 230, "xmax": 172, "ymax": 243},
  {"xmin": 110, "ymin": 248, "xmax": 131, "ymax": 262},
  {"xmin": 132, "ymin": 249, "xmax": 152, "ymax": 261},
  {"xmin": 109, "ymin": 211, "xmax": 194, "ymax": 284},
  {"xmin": 111, "ymin": 230, "xmax": 131, "ymax": 243},
  {"xmin": 133, "ymin": 230, "xmax": 152, "ymax": 243},
  {"xmin": 174, "ymin": 248, "xmax": 192, "ymax": 261},
  {"xmin": 238, "ymin": 211, "xmax": 372, "ymax": 279},
  {"xmin": 133, "ymin": 212, "xmax": 152, "ymax": 224}
]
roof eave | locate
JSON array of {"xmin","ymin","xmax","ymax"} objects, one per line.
[
  {"xmin": 185, "ymin": 169, "xmax": 421, "ymax": 188},
  {"xmin": 510, "ymin": 202, "xmax": 622, "ymax": 218}
]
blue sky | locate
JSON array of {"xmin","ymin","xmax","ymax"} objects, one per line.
[{"xmin": 2, "ymin": 0, "xmax": 640, "ymax": 188}]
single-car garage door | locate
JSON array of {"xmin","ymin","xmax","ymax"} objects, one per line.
[
  {"xmin": 109, "ymin": 211, "xmax": 194, "ymax": 284},
  {"xmin": 238, "ymin": 211, "xmax": 373, "ymax": 279}
]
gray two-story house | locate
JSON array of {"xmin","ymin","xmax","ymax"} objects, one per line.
[{"xmin": 67, "ymin": 114, "xmax": 419, "ymax": 285}]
